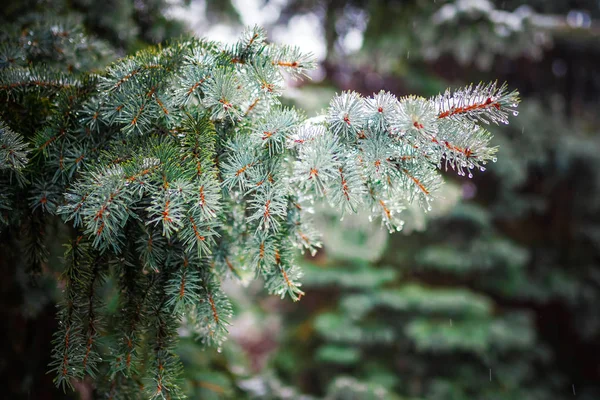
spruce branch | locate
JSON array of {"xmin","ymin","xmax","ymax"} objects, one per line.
[
  {"xmin": 0, "ymin": 120, "xmax": 30, "ymax": 185},
  {"xmin": 49, "ymin": 237, "xmax": 94, "ymax": 390},
  {"xmin": 195, "ymin": 270, "xmax": 232, "ymax": 347},
  {"xmin": 0, "ymin": 20, "xmax": 520, "ymax": 397},
  {"xmin": 0, "ymin": 66, "xmax": 79, "ymax": 97},
  {"xmin": 145, "ymin": 275, "xmax": 184, "ymax": 399},
  {"xmin": 264, "ymin": 243, "xmax": 304, "ymax": 301},
  {"xmin": 434, "ymin": 81, "xmax": 520, "ymax": 125}
]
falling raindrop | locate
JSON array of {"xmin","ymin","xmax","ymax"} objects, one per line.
[
  {"xmin": 552, "ymin": 59, "xmax": 567, "ymax": 78},
  {"xmin": 566, "ymin": 10, "xmax": 592, "ymax": 29}
]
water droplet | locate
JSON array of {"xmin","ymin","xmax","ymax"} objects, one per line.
[
  {"xmin": 567, "ymin": 10, "xmax": 592, "ymax": 28},
  {"xmin": 480, "ymin": 167, "xmax": 486, "ymax": 172},
  {"xmin": 512, "ymin": 111, "xmax": 519, "ymax": 116},
  {"xmin": 468, "ymin": 172, "xmax": 473, "ymax": 178}
]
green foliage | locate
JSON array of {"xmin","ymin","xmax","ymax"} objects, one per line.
[
  {"xmin": 0, "ymin": 10, "xmax": 519, "ymax": 398},
  {"xmin": 0, "ymin": 120, "xmax": 30, "ymax": 186}
]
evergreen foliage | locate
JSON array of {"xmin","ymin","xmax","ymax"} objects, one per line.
[{"xmin": 0, "ymin": 12, "xmax": 519, "ymax": 398}]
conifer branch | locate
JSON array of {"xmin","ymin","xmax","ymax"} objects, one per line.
[
  {"xmin": 0, "ymin": 120, "xmax": 30, "ymax": 186},
  {"xmin": 0, "ymin": 20, "xmax": 520, "ymax": 397}
]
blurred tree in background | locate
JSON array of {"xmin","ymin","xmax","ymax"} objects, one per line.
[
  {"xmin": 1, "ymin": 0, "xmax": 600, "ymax": 399},
  {"xmin": 0, "ymin": 0, "xmax": 189, "ymax": 53}
]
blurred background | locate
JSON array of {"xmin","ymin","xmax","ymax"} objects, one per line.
[{"xmin": 2, "ymin": 0, "xmax": 600, "ymax": 399}]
